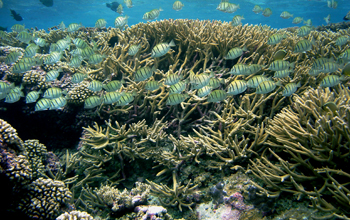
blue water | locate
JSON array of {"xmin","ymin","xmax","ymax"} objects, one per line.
[{"xmin": 0, "ymin": 0, "xmax": 349, "ymax": 31}]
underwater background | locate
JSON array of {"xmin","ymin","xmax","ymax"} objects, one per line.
[{"xmin": 1, "ymin": 0, "xmax": 350, "ymax": 220}]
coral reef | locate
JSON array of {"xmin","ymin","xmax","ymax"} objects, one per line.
[{"xmin": 56, "ymin": 210, "xmax": 93, "ymax": 220}]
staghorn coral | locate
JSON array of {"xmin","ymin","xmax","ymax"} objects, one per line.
[
  {"xmin": 249, "ymin": 86, "xmax": 350, "ymax": 218},
  {"xmin": 18, "ymin": 177, "xmax": 72, "ymax": 219}
]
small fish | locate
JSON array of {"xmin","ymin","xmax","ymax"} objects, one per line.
[
  {"xmin": 11, "ymin": 24, "xmax": 25, "ymax": 32},
  {"xmin": 344, "ymin": 11, "xmax": 350, "ymax": 21},
  {"xmin": 58, "ymin": 21, "xmax": 66, "ymax": 30},
  {"xmin": 322, "ymin": 102, "xmax": 338, "ymax": 113},
  {"xmin": 103, "ymin": 91, "xmax": 123, "ymax": 104},
  {"xmin": 256, "ymin": 80, "xmax": 282, "ymax": 94},
  {"xmin": 124, "ymin": 0, "xmax": 133, "ymax": 8},
  {"xmin": 16, "ymin": 31, "xmax": 33, "ymax": 44},
  {"xmin": 10, "ymin": 9, "xmax": 23, "ymax": 21},
  {"xmin": 5, "ymin": 92, "xmax": 23, "ymax": 103},
  {"xmin": 230, "ymin": 63, "xmax": 251, "ymax": 76},
  {"xmin": 95, "ymin": 19, "xmax": 107, "ymax": 28},
  {"xmin": 114, "ymin": 15, "xmax": 128, "ymax": 29},
  {"xmin": 227, "ymin": 80, "xmax": 247, "ymax": 95},
  {"xmin": 269, "ymin": 60, "xmax": 295, "ymax": 71},
  {"xmin": 320, "ymin": 75, "xmax": 344, "ymax": 87},
  {"xmin": 164, "ymin": 74, "xmax": 183, "ymax": 86},
  {"xmin": 327, "ymin": 0, "xmax": 337, "ymax": 9},
  {"xmin": 45, "ymin": 69, "xmax": 61, "ymax": 82},
  {"xmin": 67, "ymin": 23, "xmax": 81, "ymax": 32},
  {"xmin": 297, "ymin": 26, "xmax": 312, "ymax": 37},
  {"xmin": 114, "ymin": 91, "xmax": 137, "ymax": 106},
  {"xmin": 81, "ymin": 47, "xmax": 94, "ymax": 59},
  {"xmin": 321, "ymin": 62, "xmax": 339, "ymax": 73},
  {"xmin": 208, "ymin": 78, "xmax": 224, "ymax": 89},
  {"xmin": 217, "ymin": 2, "xmax": 239, "ymax": 13},
  {"xmin": 252, "ymin": 5, "xmax": 263, "ymax": 14},
  {"xmin": 103, "ymin": 80, "xmax": 124, "ymax": 92},
  {"xmin": 151, "ymin": 40, "xmax": 176, "ymax": 58},
  {"xmin": 56, "ymin": 38, "xmax": 71, "ymax": 51},
  {"xmin": 273, "ymin": 50, "xmax": 287, "ymax": 60},
  {"xmin": 128, "ymin": 44, "xmax": 141, "ymax": 56},
  {"xmin": 145, "ymin": 80, "xmax": 161, "ymax": 91},
  {"xmin": 342, "ymin": 63, "xmax": 350, "ymax": 76},
  {"xmin": 274, "ymin": 69, "xmax": 293, "ymax": 78},
  {"xmin": 303, "ymin": 19, "xmax": 312, "ymax": 27},
  {"xmin": 262, "ymin": 8, "xmax": 272, "ymax": 17},
  {"xmin": 12, "ymin": 62, "xmax": 32, "ymax": 73},
  {"xmin": 247, "ymin": 64, "xmax": 265, "ymax": 75},
  {"xmin": 23, "ymin": 45, "xmax": 38, "ymax": 58},
  {"xmin": 143, "ymin": 8, "xmax": 163, "ymax": 21},
  {"xmin": 197, "ymin": 86, "xmax": 212, "ymax": 98},
  {"xmin": 173, "ymin": 1, "xmax": 184, "ymax": 11},
  {"xmin": 69, "ymin": 56, "xmax": 83, "ymax": 68},
  {"xmin": 70, "ymin": 48, "xmax": 84, "ymax": 56},
  {"xmin": 71, "ymin": 73, "xmax": 87, "ymax": 84},
  {"xmin": 191, "ymin": 72, "xmax": 214, "ymax": 89},
  {"xmin": 293, "ymin": 39, "xmax": 315, "ymax": 53},
  {"xmin": 335, "ymin": 36, "xmax": 350, "ymax": 47},
  {"xmin": 88, "ymin": 54, "xmax": 105, "ymax": 65},
  {"xmin": 247, "ymin": 75, "xmax": 270, "ymax": 88},
  {"xmin": 267, "ymin": 33, "xmax": 287, "ymax": 45},
  {"xmin": 207, "ymin": 90, "xmax": 227, "ymax": 103},
  {"xmin": 308, "ymin": 68, "xmax": 321, "ymax": 76},
  {"xmin": 34, "ymin": 38, "xmax": 47, "ymax": 47},
  {"xmin": 312, "ymin": 58, "xmax": 332, "ymax": 70},
  {"xmin": 106, "ymin": 1, "xmax": 120, "ymax": 12},
  {"xmin": 73, "ymin": 38, "xmax": 89, "ymax": 49},
  {"xmin": 5, "ymin": 51, "xmax": 22, "ymax": 64},
  {"xmin": 117, "ymin": 4, "xmax": 123, "ymax": 15},
  {"xmin": 166, "ymin": 93, "xmax": 189, "ymax": 105},
  {"xmin": 35, "ymin": 98, "xmax": 51, "ymax": 111},
  {"xmin": 324, "ymin": 14, "xmax": 331, "ymax": 24},
  {"xmin": 280, "ymin": 11, "xmax": 293, "ymax": 19},
  {"xmin": 231, "ymin": 15, "xmax": 244, "ymax": 26},
  {"xmin": 292, "ymin": 17, "xmax": 303, "ymax": 24},
  {"xmin": 49, "ymin": 97, "xmax": 67, "ymax": 110},
  {"xmin": 134, "ymin": 66, "xmax": 155, "ymax": 82},
  {"xmin": 44, "ymin": 51, "xmax": 62, "ymax": 65},
  {"xmin": 224, "ymin": 46, "xmax": 247, "ymax": 60},
  {"xmin": 282, "ymin": 82, "xmax": 301, "ymax": 96},
  {"xmin": 26, "ymin": 91, "xmax": 41, "ymax": 103},
  {"xmin": 0, "ymin": 81, "xmax": 14, "ymax": 93},
  {"xmin": 87, "ymin": 80, "xmax": 103, "ymax": 92},
  {"xmin": 43, "ymin": 87, "xmax": 63, "ymax": 99},
  {"xmin": 339, "ymin": 49, "xmax": 350, "ymax": 60},
  {"xmin": 84, "ymin": 96, "xmax": 102, "ymax": 109},
  {"xmin": 169, "ymin": 80, "xmax": 188, "ymax": 95}
]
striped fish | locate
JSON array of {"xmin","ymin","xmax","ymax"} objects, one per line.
[
  {"xmin": 308, "ymin": 68, "xmax": 321, "ymax": 76},
  {"xmin": 18, "ymin": 57, "xmax": 37, "ymax": 66},
  {"xmin": 44, "ymin": 52, "xmax": 62, "ymax": 65},
  {"xmin": 49, "ymin": 97, "xmax": 67, "ymax": 110},
  {"xmin": 143, "ymin": 8, "xmax": 163, "ymax": 20},
  {"xmin": 5, "ymin": 51, "xmax": 22, "ymax": 64},
  {"xmin": 268, "ymin": 60, "xmax": 295, "ymax": 71},
  {"xmin": 231, "ymin": 15, "xmax": 244, "ymax": 26},
  {"xmin": 191, "ymin": 72, "xmax": 214, "ymax": 89},
  {"xmin": 88, "ymin": 54, "xmax": 105, "ymax": 65},
  {"xmin": 103, "ymin": 91, "xmax": 124, "ymax": 104},
  {"xmin": 335, "ymin": 36, "xmax": 350, "ymax": 46},
  {"xmin": 297, "ymin": 26, "xmax": 312, "ymax": 37},
  {"xmin": 247, "ymin": 64, "xmax": 265, "ymax": 75},
  {"xmin": 227, "ymin": 80, "xmax": 247, "ymax": 95},
  {"xmin": 197, "ymin": 86, "xmax": 212, "ymax": 98},
  {"xmin": 267, "ymin": 33, "xmax": 287, "ymax": 45},
  {"xmin": 115, "ymin": 91, "xmax": 137, "ymax": 106},
  {"xmin": 45, "ymin": 69, "xmax": 61, "ymax": 82},
  {"xmin": 0, "ymin": 81, "xmax": 14, "ymax": 93},
  {"xmin": 26, "ymin": 91, "xmax": 41, "ymax": 103},
  {"xmin": 35, "ymin": 98, "xmax": 51, "ymax": 111},
  {"xmin": 247, "ymin": 75, "xmax": 270, "ymax": 88},
  {"xmin": 207, "ymin": 90, "xmax": 227, "ymax": 103},
  {"xmin": 224, "ymin": 46, "xmax": 247, "ymax": 60},
  {"xmin": 12, "ymin": 62, "xmax": 32, "ymax": 73},
  {"xmin": 69, "ymin": 56, "xmax": 83, "ymax": 68},
  {"xmin": 208, "ymin": 78, "xmax": 224, "ymax": 89},
  {"xmin": 114, "ymin": 15, "xmax": 128, "ymax": 29},
  {"xmin": 282, "ymin": 82, "xmax": 301, "ymax": 96},
  {"xmin": 134, "ymin": 66, "xmax": 155, "ymax": 82},
  {"xmin": 70, "ymin": 48, "xmax": 84, "ymax": 56},
  {"xmin": 23, "ymin": 45, "xmax": 38, "ymax": 58},
  {"xmin": 169, "ymin": 80, "xmax": 188, "ymax": 95},
  {"xmin": 81, "ymin": 47, "xmax": 94, "ymax": 59},
  {"xmin": 256, "ymin": 80, "xmax": 282, "ymax": 94},
  {"xmin": 87, "ymin": 80, "xmax": 103, "ymax": 92},
  {"xmin": 320, "ymin": 75, "xmax": 345, "ymax": 87},
  {"xmin": 293, "ymin": 39, "xmax": 315, "ymax": 53},
  {"xmin": 11, "ymin": 24, "xmax": 25, "ymax": 32},
  {"xmin": 67, "ymin": 23, "xmax": 81, "ymax": 32},
  {"xmin": 321, "ymin": 62, "xmax": 339, "ymax": 73},
  {"xmin": 166, "ymin": 93, "xmax": 189, "ymax": 105},
  {"xmin": 73, "ymin": 38, "xmax": 89, "ymax": 49},
  {"xmin": 56, "ymin": 39, "xmax": 70, "ymax": 51},
  {"xmin": 71, "ymin": 73, "xmax": 87, "ymax": 84},
  {"xmin": 124, "ymin": 0, "xmax": 133, "ymax": 8},
  {"xmin": 128, "ymin": 44, "xmax": 141, "ymax": 56},
  {"xmin": 312, "ymin": 58, "xmax": 332, "ymax": 70},
  {"xmin": 274, "ymin": 69, "xmax": 293, "ymax": 78},
  {"xmin": 16, "ymin": 31, "xmax": 33, "ymax": 44},
  {"xmin": 84, "ymin": 96, "xmax": 102, "ymax": 109},
  {"xmin": 95, "ymin": 19, "xmax": 107, "ymax": 28},
  {"xmin": 145, "ymin": 80, "xmax": 161, "ymax": 91},
  {"xmin": 103, "ymin": 80, "xmax": 124, "ymax": 92},
  {"xmin": 173, "ymin": 1, "xmax": 184, "ymax": 11},
  {"xmin": 34, "ymin": 38, "xmax": 47, "ymax": 47},
  {"xmin": 5, "ymin": 92, "xmax": 23, "ymax": 103},
  {"xmin": 43, "ymin": 87, "xmax": 63, "ymax": 99},
  {"xmin": 230, "ymin": 63, "xmax": 251, "ymax": 75},
  {"xmin": 151, "ymin": 40, "xmax": 176, "ymax": 58},
  {"xmin": 164, "ymin": 74, "xmax": 183, "ymax": 86},
  {"xmin": 339, "ymin": 49, "xmax": 350, "ymax": 60}
]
